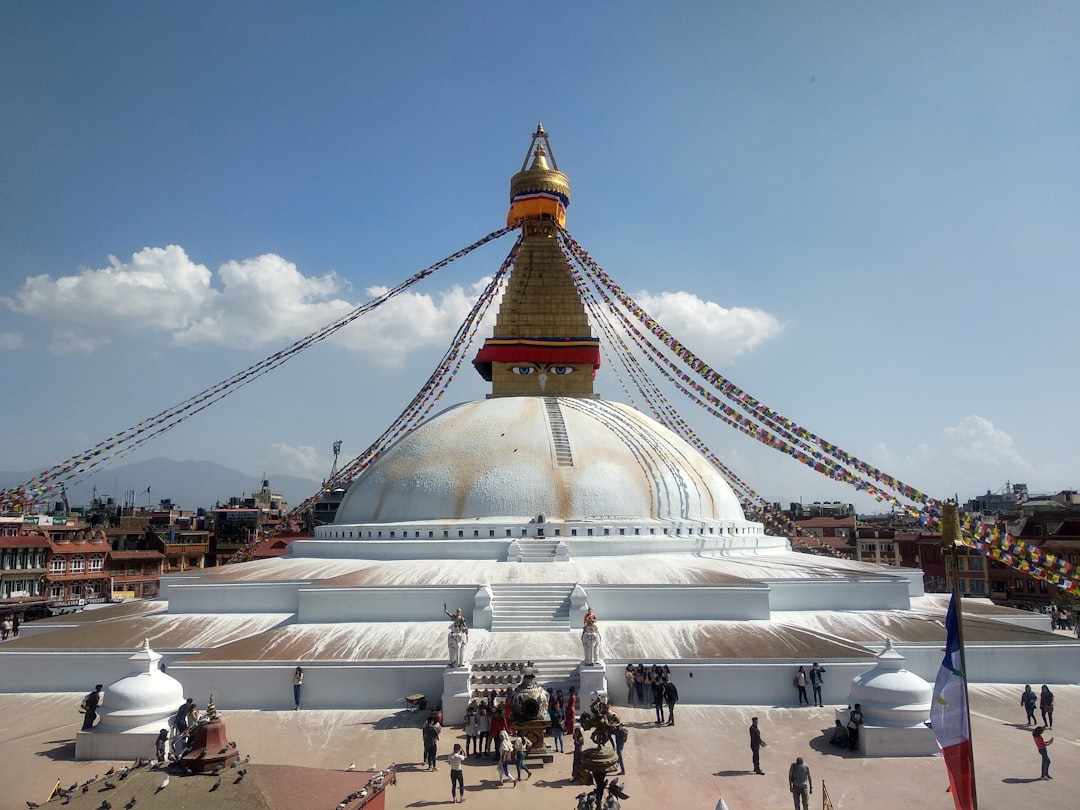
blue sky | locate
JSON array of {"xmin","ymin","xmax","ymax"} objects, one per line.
[{"xmin": 2, "ymin": 2, "xmax": 1078, "ymax": 512}]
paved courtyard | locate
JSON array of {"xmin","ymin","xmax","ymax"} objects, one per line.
[{"xmin": 1, "ymin": 685, "xmax": 1075, "ymax": 810}]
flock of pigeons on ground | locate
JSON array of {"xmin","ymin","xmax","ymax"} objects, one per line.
[
  {"xmin": 25, "ymin": 743, "xmax": 254, "ymax": 809},
  {"xmin": 27, "ymin": 748, "xmax": 396, "ymax": 809}
]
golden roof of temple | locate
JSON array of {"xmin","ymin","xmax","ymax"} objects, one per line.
[{"xmin": 507, "ymin": 122, "xmax": 571, "ymax": 228}]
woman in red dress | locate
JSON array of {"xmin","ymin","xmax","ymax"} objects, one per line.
[{"xmin": 565, "ymin": 687, "xmax": 577, "ymax": 735}]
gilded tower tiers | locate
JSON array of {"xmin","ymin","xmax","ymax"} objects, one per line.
[{"xmin": 473, "ymin": 124, "xmax": 601, "ymax": 397}]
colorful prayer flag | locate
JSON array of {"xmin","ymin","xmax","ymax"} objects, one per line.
[{"xmin": 928, "ymin": 594, "xmax": 976, "ymax": 810}]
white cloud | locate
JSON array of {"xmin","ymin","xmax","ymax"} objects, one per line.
[
  {"xmin": 633, "ymin": 290, "xmax": 784, "ymax": 363},
  {"xmin": 267, "ymin": 442, "xmax": 324, "ymax": 480},
  {"xmin": 4, "ymin": 245, "xmax": 495, "ymax": 365},
  {"xmin": 0, "ymin": 332, "xmax": 25, "ymax": 350},
  {"xmin": 944, "ymin": 415, "xmax": 1032, "ymax": 471},
  {"xmin": 7, "ymin": 246, "xmax": 214, "ymax": 353}
]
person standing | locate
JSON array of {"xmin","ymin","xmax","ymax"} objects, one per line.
[
  {"xmin": 664, "ymin": 677, "xmax": 679, "ymax": 725},
  {"xmin": 463, "ymin": 705, "xmax": 479, "ymax": 757},
  {"xmin": 550, "ymin": 701, "xmax": 565, "ymax": 753},
  {"xmin": 788, "ymin": 756, "xmax": 812, "ymax": 810},
  {"xmin": 749, "ymin": 716, "xmax": 766, "ymax": 775},
  {"xmin": 808, "ymin": 662, "xmax": 826, "ymax": 707},
  {"xmin": 1040, "ymin": 684, "xmax": 1055, "ymax": 728},
  {"xmin": 422, "ymin": 715, "xmax": 441, "ymax": 770},
  {"xmin": 1033, "ymin": 726, "xmax": 1054, "ymax": 779},
  {"xmin": 477, "ymin": 704, "xmax": 491, "ymax": 758},
  {"xmin": 1021, "ymin": 685, "xmax": 1037, "ymax": 725},
  {"xmin": 566, "ymin": 687, "xmax": 578, "ymax": 735},
  {"xmin": 0, "ymin": 614, "xmax": 11, "ymax": 641},
  {"xmin": 572, "ymin": 727, "xmax": 589, "ymax": 785},
  {"xmin": 81, "ymin": 684, "xmax": 104, "ymax": 731},
  {"xmin": 448, "ymin": 742, "xmax": 466, "ymax": 802},
  {"xmin": 794, "ymin": 666, "xmax": 809, "ymax": 706},
  {"xmin": 154, "ymin": 728, "xmax": 169, "ymax": 763},
  {"xmin": 624, "ymin": 664, "xmax": 636, "ymax": 705},
  {"xmin": 293, "ymin": 666, "xmax": 304, "ymax": 710},
  {"xmin": 847, "ymin": 703, "xmax": 863, "ymax": 751},
  {"xmin": 652, "ymin": 678, "xmax": 666, "ymax": 725},
  {"xmin": 634, "ymin": 664, "xmax": 645, "ymax": 705}
]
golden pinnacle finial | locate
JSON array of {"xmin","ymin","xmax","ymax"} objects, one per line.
[{"xmin": 507, "ymin": 123, "xmax": 570, "ymax": 227}]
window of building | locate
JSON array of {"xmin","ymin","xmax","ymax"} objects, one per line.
[
  {"xmin": 967, "ymin": 556, "xmax": 984, "ymax": 571},
  {"xmin": 1039, "ymin": 580, "xmax": 1049, "ymax": 594},
  {"xmin": 571, "ymin": 529, "xmax": 578, "ymax": 537},
  {"xmin": 69, "ymin": 582, "xmax": 82, "ymax": 597},
  {"xmin": 50, "ymin": 556, "xmax": 66, "ymax": 574},
  {"xmin": 88, "ymin": 554, "xmax": 104, "ymax": 572},
  {"xmin": 1014, "ymin": 578, "xmax": 1023, "ymax": 590},
  {"xmin": 604, "ymin": 529, "xmax": 610, "ymax": 536},
  {"xmin": 588, "ymin": 529, "xmax": 593, "ymax": 537},
  {"xmin": 619, "ymin": 528, "xmax": 625, "ymax": 536},
  {"xmin": 49, "ymin": 582, "xmax": 63, "ymax": 599},
  {"xmin": 1027, "ymin": 580, "xmax": 1036, "ymax": 592},
  {"xmin": 555, "ymin": 529, "xmax": 561, "ymax": 536},
  {"xmin": 967, "ymin": 579, "xmax": 986, "ymax": 594}
]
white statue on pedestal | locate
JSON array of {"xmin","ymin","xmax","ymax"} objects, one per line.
[
  {"xmin": 581, "ymin": 608, "xmax": 601, "ymax": 666},
  {"xmin": 445, "ymin": 605, "xmax": 468, "ymax": 668}
]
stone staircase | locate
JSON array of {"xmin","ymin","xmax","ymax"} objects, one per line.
[
  {"xmin": 513, "ymin": 539, "xmax": 563, "ymax": 563},
  {"xmin": 489, "ymin": 582, "xmax": 573, "ymax": 632},
  {"xmin": 543, "ymin": 397, "xmax": 574, "ymax": 466}
]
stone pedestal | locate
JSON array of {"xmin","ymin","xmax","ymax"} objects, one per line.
[
  {"xmin": 76, "ymin": 724, "xmax": 160, "ymax": 762},
  {"xmin": 179, "ymin": 717, "xmax": 238, "ymax": 774},
  {"xmin": 579, "ymin": 663, "xmax": 608, "ymax": 698},
  {"xmin": 441, "ymin": 666, "xmax": 471, "ymax": 725}
]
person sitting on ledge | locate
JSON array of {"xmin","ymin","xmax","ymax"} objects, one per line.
[{"xmin": 829, "ymin": 720, "xmax": 848, "ymax": 747}]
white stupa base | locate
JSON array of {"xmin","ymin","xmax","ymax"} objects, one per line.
[
  {"xmin": 836, "ymin": 708, "xmax": 938, "ymax": 757},
  {"xmin": 442, "ymin": 666, "xmax": 472, "ymax": 725},
  {"xmin": 578, "ymin": 663, "xmax": 608, "ymax": 700},
  {"xmin": 75, "ymin": 720, "xmax": 163, "ymax": 761}
]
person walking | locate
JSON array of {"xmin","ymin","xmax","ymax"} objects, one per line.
[
  {"xmin": 514, "ymin": 732, "xmax": 533, "ymax": 781},
  {"xmin": 808, "ymin": 662, "xmax": 826, "ymax": 707},
  {"xmin": 550, "ymin": 701, "xmax": 565, "ymax": 753},
  {"xmin": 749, "ymin": 716, "xmax": 766, "ymax": 774},
  {"xmin": 794, "ymin": 666, "xmax": 809, "ymax": 706},
  {"xmin": 615, "ymin": 723, "xmax": 628, "ymax": 774},
  {"xmin": 292, "ymin": 666, "xmax": 304, "ymax": 710},
  {"xmin": 664, "ymin": 678, "xmax": 679, "ymax": 725},
  {"xmin": 448, "ymin": 742, "xmax": 466, "ymax": 802},
  {"xmin": 1033, "ymin": 726, "xmax": 1054, "ymax": 779},
  {"xmin": 498, "ymin": 730, "xmax": 517, "ymax": 786},
  {"xmin": 847, "ymin": 703, "xmax": 863, "ymax": 751},
  {"xmin": 652, "ymin": 678, "xmax": 666, "ymax": 725},
  {"xmin": 422, "ymin": 715, "xmax": 441, "ymax": 770},
  {"xmin": 81, "ymin": 684, "xmax": 104, "ymax": 731},
  {"xmin": 1040, "ymin": 684, "xmax": 1055, "ymax": 728},
  {"xmin": 788, "ymin": 756, "xmax": 812, "ymax": 810},
  {"xmin": 1021, "ymin": 685, "xmax": 1037, "ymax": 725}
]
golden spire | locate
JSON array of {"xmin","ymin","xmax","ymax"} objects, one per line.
[
  {"xmin": 475, "ymin": 126, "xmax": 599, "ymax": 398},
  {"xmin": 507, "ymin": 122, "xmax": 571, "ymax": 228}
]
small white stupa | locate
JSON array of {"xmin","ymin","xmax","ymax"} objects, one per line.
[
  {"xmin": 838, "ymin": 638, "xmax": 938, "ymax": 757},
  {"xmin": 76, "ymin": 639, "xmax": 184, "ymax": 761}
]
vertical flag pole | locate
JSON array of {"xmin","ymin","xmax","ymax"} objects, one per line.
[{"xmin": 940, "ymin": 500, "xmax": 979, "ymax": 810}]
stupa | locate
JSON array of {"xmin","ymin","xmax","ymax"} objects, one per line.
[
  {"xmin": 75, "ymin": 639, "xmax": 183, "ymax": 761},
  {"xmin": 2, "ymin": 127, "xmax": 1076, "ymax": 725}
]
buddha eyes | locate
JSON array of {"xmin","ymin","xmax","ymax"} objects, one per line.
[{"xmin": 508, "ymin": 365, "xmax": 575, "ymax": 375}]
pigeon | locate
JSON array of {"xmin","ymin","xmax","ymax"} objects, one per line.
[
  {"xmin": 124, "ymin": 797, "xmax": 137, "ymax": 810},
  {"xmin": 100, "ymin": 802, "xmax": 112, "ymax": 810},
  {"xmin": 218, "ymin": 745, "xmax": 230, "ymax": 754},
  {"xmin": 102, "ymin": 780, "xmax": 117, "ymax": 791},
  {"xmin": 60, "ymin": 792, "xmax": 75, "ymax": 806},
  {"xmin": 209, "ymin": 778, "xmax": 221, "ymax": 792},
  {"xmin": 105, "ymin": 766, "xmax": 115, "ymax": 777},
  {"xmin": 82, "ymin": 783, "xmax": 91, "ymax": 793},
  {"xmin": 229, "ymin": 759, "xmax": 239, "ymax": 769},
  {"xmin": 243, "ymin": 753, "xmax": 251, "ymax": 764},
  {"xmin": 119, "ymin": 765, "xmax": 130, "ymax": 777},
  {"xmin": 237, "ymin": 768, "xmax": 247, "ymax": 777},
  {"xmin": 228, "ymin": 740, "xmax": 237, "ymax": 748},
  {"xmin": 345, "ymin": 761, "xmax": 356, "ymax": 771},
  {"xmin": 359, "ymin": 788, "xmax": 368, "ymax": 798},
  {"xmin": 211, "ymin": 763, "xmax": 224, "ymax": 776},
  {"xmin": 196, "ymin": 748, "xmax": 207, "ymax": 759},
  {"xmin": 26, "ymin": 802, "xmax": 40, "ymax": 809},
  {"xmin": 155, "ymin": 775, "xmax": 169, "ymax": 794},
  {"xmin": 233, "ymin": 773, "xmax": 245, "ymax": 785},
  {"xmin": 67, "ymin": 783, "xmax": 79, "ymax": 793}
]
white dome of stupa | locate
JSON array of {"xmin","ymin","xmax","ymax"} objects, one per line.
[
  {"xmin": 333, "ymin": 397, "xmax": 746, "ymax": 526},
  {"xmin": 97, "ymin": 639, "xmax": 184, "ymax": 732},
  {"xmin": 848, "ymin": 639, "xmax": 933, "ymax": 728}
]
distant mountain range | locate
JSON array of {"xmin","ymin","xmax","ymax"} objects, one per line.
[{"xmin": 0, "ymin": 458, "xmax": 322, "ymax": 513}]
